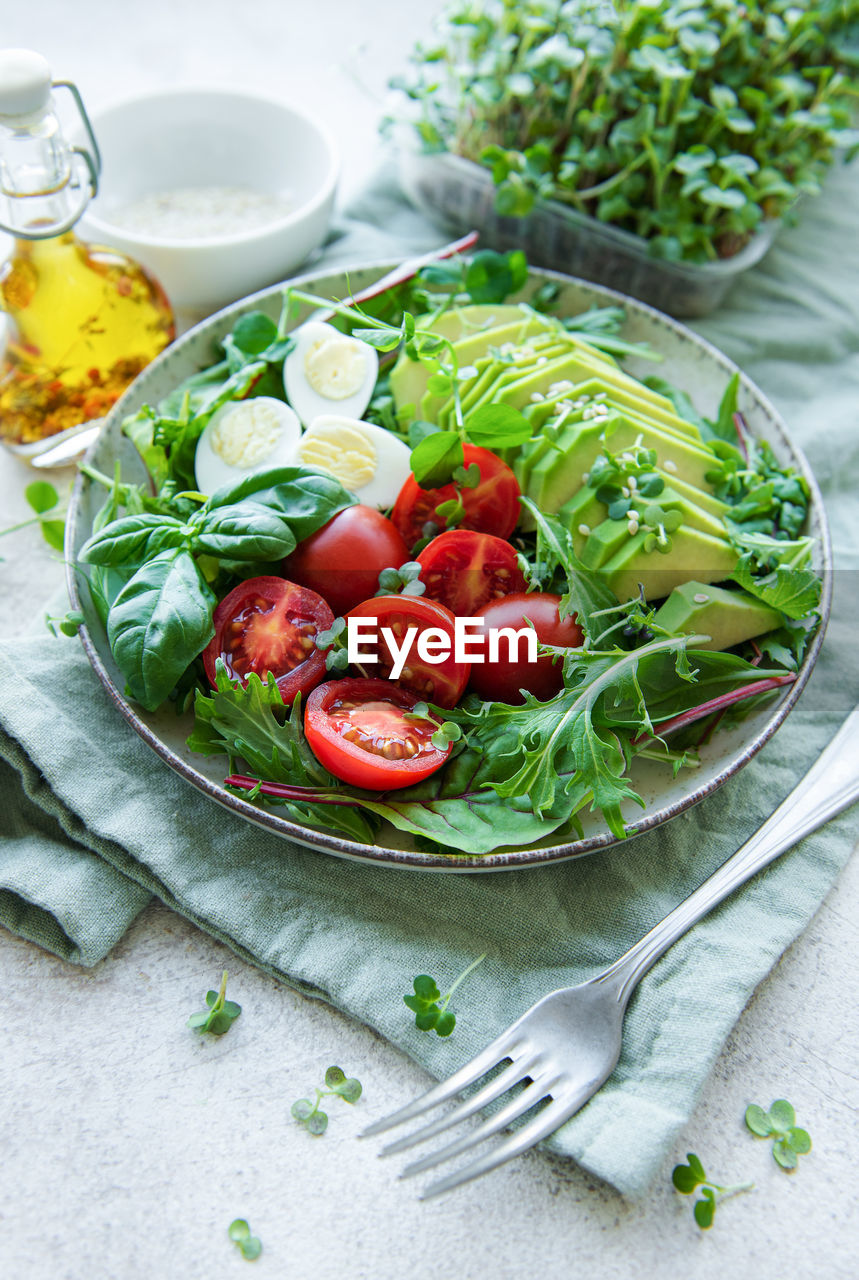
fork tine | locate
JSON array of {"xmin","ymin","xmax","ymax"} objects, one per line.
[
  {"xmin": 400, "ymin": 1073, "xmax": 559, "ymax": 1179},
  {"xmin": 419, "ymin": 1091, "xmax": 584, "ymax": 1199},
  {"xmin": 359, "ymin": 1028, "xmax": 525, "ymax": 1138},
  {"xmin": 379, "ymin": 1052, "xmax": 542, "ymax": 1157}
]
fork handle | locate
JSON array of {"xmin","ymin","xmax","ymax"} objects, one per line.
[{"xmin": 606, "ymin": 702, "xmax": 859, "ymax": 1004}]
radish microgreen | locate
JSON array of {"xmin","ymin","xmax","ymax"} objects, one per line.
[
  {"xmin": 228, "ymin": 1219, "xmax": 262, "ymax": 1262},
  {"xmin": 404, "ymin": 953, "xmax": 486, "ymax": 1037},
  {"xmin": 745, "ymin": 1099, "xmax": 812, "ymax": 1171},
  {"xmin": 187, "ymin": 969, "xmax": 242, "ymax": 1036},
  {"xmin": 291, "ymin": 1066, "xmax": 363, "ymax": 1135},
  {"xmin": 672, "ymin": 1152, "xmax": 754, "ymax": 1229}
]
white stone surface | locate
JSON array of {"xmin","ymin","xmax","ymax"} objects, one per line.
[{"xmin": 1, "ymin": 3, "xmax": 858, "ymax": 1277}]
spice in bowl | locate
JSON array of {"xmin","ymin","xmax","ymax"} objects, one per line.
[{"xmin": 107, "ymin": 185, "xmax": 294, "ymax": 241}]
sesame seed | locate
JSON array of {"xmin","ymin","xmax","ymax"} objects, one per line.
[
  {"xmin": 664, "ymin": 459, "xmax": 678, "ymax": 473},
  {"xmin": 693, "ymin": 592, "xmax": 710, "ymax": 604},
  {"xmin": 578, "ymin": 523, "xmax": 591, "ymax": 536},
  {"xmin": 536, "ymin": 356, "xmax": 548, "ymax": 366},
  {"xmin": 621, "ymin": 485, "xmax": 630, "ymax": 498},
  {"xmin": 581, "ymin": 472, "xmax": 589, "ymax": 483},
  {"xmin": 628, "ymin": 476, "xmax": 638, "ymax": 490},
  {"xmin": 628, "ymin": 520, "xmax": 640, "ymax": 536},
  {"xmin": 530, "ymin": 392, "xmax": 545, "ymax": 403}
]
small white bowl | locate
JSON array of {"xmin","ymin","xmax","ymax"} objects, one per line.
[{"xmin": 78, "ymin": 86, "xmax": 338, "ymax": 312}]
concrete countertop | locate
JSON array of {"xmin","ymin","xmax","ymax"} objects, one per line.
[{"xmin": 1, "ymin": 4, "xmax": 857, "ymax": 1277}]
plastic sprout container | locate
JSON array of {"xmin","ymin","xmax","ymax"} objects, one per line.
[{"xmin": 400, "ymin": 151, "xmax": 780, "ymax": 319}]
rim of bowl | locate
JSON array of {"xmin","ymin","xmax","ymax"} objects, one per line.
[
  {"xmin": 81, "ymin": 84, "xmax": 340, "ymax": 250},
  {"xmin": 66, "ymin": 259, "xmax": 833, "ymax": 873}
]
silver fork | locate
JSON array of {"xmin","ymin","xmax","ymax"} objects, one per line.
[{"xmin": 362, "ymin": 702, "xmax": 859, "ymax": 1197}]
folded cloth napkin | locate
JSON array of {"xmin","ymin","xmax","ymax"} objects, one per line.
[{"xmin": 1, "ymin": 159, "xmax": 858, "ymax": 1198}]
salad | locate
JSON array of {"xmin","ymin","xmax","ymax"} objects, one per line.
[{"xmin": 76, "ymin": 249, "xmax": 821, "ymax": 856}]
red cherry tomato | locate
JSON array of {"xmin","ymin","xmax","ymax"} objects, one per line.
[
  {"xmin": 304, "ymin": 678, "xmax": 452, "ymax": 790},
  {"xmin": 345, "ymin": 594, "xmax": 469, "ymax": 708},
  {"xmin": 203, "ymin": 576, "xmax": 332, "ymax": 704},
  {"xmin": 416, "ymin": 529, "xmax": 527, "ymax": 616},
  {"xmin": 467, "ymin": 592, "xmax": 584, "ymax": 704},
  {"xmin": 392, "ymin": 444, "xmax": 521, "ymax": 547},
  {"xmin": 282, "ymin": 505, "xmax": 409, "ymax": 616}
]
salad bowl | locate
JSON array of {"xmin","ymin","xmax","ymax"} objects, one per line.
[{"xmin": 65, "ymin": 260, "xmax": 831, "ymax": 872}]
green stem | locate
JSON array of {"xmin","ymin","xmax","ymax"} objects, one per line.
[
  {"xmin": 0, "ymin": 514, "xmax": 42, "ymax": 537},
  {"xmin": 440, "ymin": 953, "xmax": 487, "ymax": 1011}
]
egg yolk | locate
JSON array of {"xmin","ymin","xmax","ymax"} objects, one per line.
[
  {"xmin": 304, "ymin": 335, "xmax": 368, "ymax": 401},
  {"xmin": 297, "ymin": 422, "xmax": 377, "ymax": 489},
  {"xmin": 211, "ymin": 403, "xmax": 284, "ymax": 468}
]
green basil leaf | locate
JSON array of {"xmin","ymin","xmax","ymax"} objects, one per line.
[
  {"xmin": 193, "ymin": 502, "xmax": 297, "ymax": 561},
  {"xmin": 231, "ymin": 311, "xmax": 279, "ymax": 354},
  {"xmin": 79, "ymin": 514, "xmax": 187, "ymax": 567},
  {"xmin": 108, "ymin": 549, "xmax": 216, "ymax": 711},
  {"xmin": 202, "ymin": 466, "xmax": 355, "ymax": 541},
  {"xmin": 410, "ymin": 432, "xmax": 464, "ymax": 487}
]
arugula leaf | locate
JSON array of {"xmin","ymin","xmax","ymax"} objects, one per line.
[
  {"xmin": 643, "ymin": 376, "xmax": 708, "ymax": 431},
  {"xmin": 107, "ymin": 549, "xmax": 216, "ymax": 711},
  {"xmin": 731, "ymin": 555, "xmax": 821, "ymax": 621},
  {"xmin": 520, "ymin": 498, "xmax": 619, "ymax": 633},
  {"xmin": 705, "ymin": 372, "xmax": 741, "ymax": 443},
  {"xmin": 189, "ymin": 669, "xmax": 377, "ymax": 843}
]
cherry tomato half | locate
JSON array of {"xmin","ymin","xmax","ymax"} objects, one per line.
[
  {"xmin": 203, "ymin": 576, "xmax": 332, "ymax": 704},
  {"xmin": 392, "ymin": 444, "xmax": 521, "ymax": 548},
  {"xmin": 467, "ymin": 592, "xmax": 584, "ymax": 705},
  {"xmin": 282, "ymin": 505, "xmax": 409, "ymax": 616},
  {"xmin": 345, "ymin": 594, "xmax": 470, "ymax": 708},
  {"xmin": 417, "ymin": 529, "xmax": 527, "ymax": 616},
  {"xmin": 304, "ymin": 678, "xmax": 452, "ymax": 790}
]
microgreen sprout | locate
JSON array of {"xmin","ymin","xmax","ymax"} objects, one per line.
[
  {"xmin": 228, "ymin": 1219, "xmax": 262, "ymax": 1262},
  {"xmin": 745, "ymin": 1100, "xmax": 811, "ymax": 1171},
  {"xmin": 187, "ymin": 970, "xmax": 242, "ymax": 1036},
  {"xmin": 672, "ymin": 1153, "xmax": 754, "ymax": 1230},
  {"xmin": 45, "ymin": 609, "xmax": 85, "ymax": 638},
  {"xmin": 291, "ymin": 1066, "xmax": 363, "ymax": 1135},
  {"xmin": 404, "ymin": 953, "xmax": 486, "ymax": 1037},
  {"xmin": 0, "ymin": 481, "xmax": 66, "ymax": 553},
  {"xmin": 316, "ymin": 616, "xmax": 350, "ymax": 672},
  {"xmin": 376, "ymin": 561, "xmax": 426, "ymax": 597}
]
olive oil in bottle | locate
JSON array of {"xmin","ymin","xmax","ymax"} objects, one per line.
[{"xmin": 0, "ymin": 48, "xmax": 174, "ymax": 456}]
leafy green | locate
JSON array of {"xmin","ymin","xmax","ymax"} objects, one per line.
[
  {"xmin": 672, "ymin": 1152, "xmax": 753, "ymax": 1229},
  {"xmin": 0, "ymin": 479, "xmax": 66, "ymax": 553},
  {"xmin": 190, "ymin": 668, "xmax": 377, "ymax": 843},
  {"xmin": 228, "ymin": 1219, "xmax": 262, "ymax": 1262},
  {"xmin": 464, "ymin": 402, "xmax": 533, "ymax": 450},
  {"xmin": 391, "ymin": 1, "xmax": 859, "ymax": 263},
  {"xmin": 745, "ymin": 1100, "xmax": 812, "ymax": 1171},
  {"xmin": 410, "ymin": 431, "xmax": 464, "ymax": 487},
  {"xmin": 187, "ymin": 970, "xmax": 242, "ymax": 1035},
  {"xmin": 404, "ymin": 954, "xmax": 486, "ymax": 1036},
  {"xmin": 107, "ymin": 549, "xmax": 216, "ymax": 711},
  {"xmin": 292, "ymin": 1066, "xmax": 363, "ymax": 1135}
]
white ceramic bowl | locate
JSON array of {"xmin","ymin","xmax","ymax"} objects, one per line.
[{"xmin": 78, "ymin": 86, "xmax": 338, "ymax": 312}]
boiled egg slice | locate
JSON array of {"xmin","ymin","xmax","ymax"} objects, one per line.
[
  {"xmin": 194, "ymin": 396, "xmax": 301, "ymax": 495},
  {"xmin": 294, "ymin": 414, "xmax": 412, "ymax": 509},
  {"xmin": 283, "ymin": 321, "xmax": 378, "ymax": 426}
]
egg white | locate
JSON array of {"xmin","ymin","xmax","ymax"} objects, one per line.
[
  {"xmin": 194, "ymin": 396, "xmax": 302, "ymax": 495},
  {"xmin": 294, "ymin": 414, "xmax": 412, "ymax": 509},
  {"xmin": 283, "ymin": 321, "xmax": 379, "ymax": 427}
]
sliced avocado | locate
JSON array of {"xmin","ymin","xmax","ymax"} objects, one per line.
[
  {"xmin": 394, "ymin": 314, "xmax": 556, "ymax": 420},
  {"xmin": 527, "ymin": 412, "xmax": 719, "ymax": 513},
  {"xmin": 562, "ymin": 485, "xmax": 729, "ymax": 559},
  {"xmin": 412, "ymin": 303, "xmax": 532, "ymax": 343},
  {"xmin": 651, "ymin": 581, "xmax": 782, "ymax": 651},
  {"xmin": 526, "ymin": 376, "xmax": 702, "ymax": 442},
  {"xmin": 600, "ymin": 526, "xmax": 739, "ymax": 603}
]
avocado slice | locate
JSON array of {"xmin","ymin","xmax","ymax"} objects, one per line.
[
  {"xmin": 393, "ymin": 314, "xmax": 558, "ymax": 419},
  {"xmin": 651, "ymin": 581, "xmax": 782, "ymax": 651},
  {"xmin": 527, "ymin": 412, "xmax": 719, "ymax": 514},
  {"xmin": 561, "ymin": 485, "xmax": 729, "ymax": 559},
  {"xmin": 526, "ymin": 376, "xmax": 703, "ymax": 442},
  {"xmin": 600, "ymin": 526, "xmax": 739, "ymax": 603}
]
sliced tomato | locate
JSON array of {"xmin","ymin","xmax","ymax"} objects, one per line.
[
  {"xmin": 282, "ymin": 505, "xmax": 409, "ymax": 616},
  {"xmin": 416, "ymin": 530, "xmax": 527, "ymax": 616},
  {"xmin": 392, "ymin": 444, "xmax": 521, "ymax": 547},
  {"xmin": 304, "ymin": 678, "xmax": 452, "ymax": 790},
  {"xmin": 345, "ymin": 594, "xmax": 469, "ymax": 708},
  {"xmin": 468, "ymin": 592, "xmax": 584, "ymax": 704},
  {"xmin": 203, "ymin": 575, "xmax": 332, "ymax": 704}
]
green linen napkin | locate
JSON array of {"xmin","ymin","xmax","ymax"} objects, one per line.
[{"xmin": 1, "ymin": 159, "xmax": 858, "ymax": 1199}]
